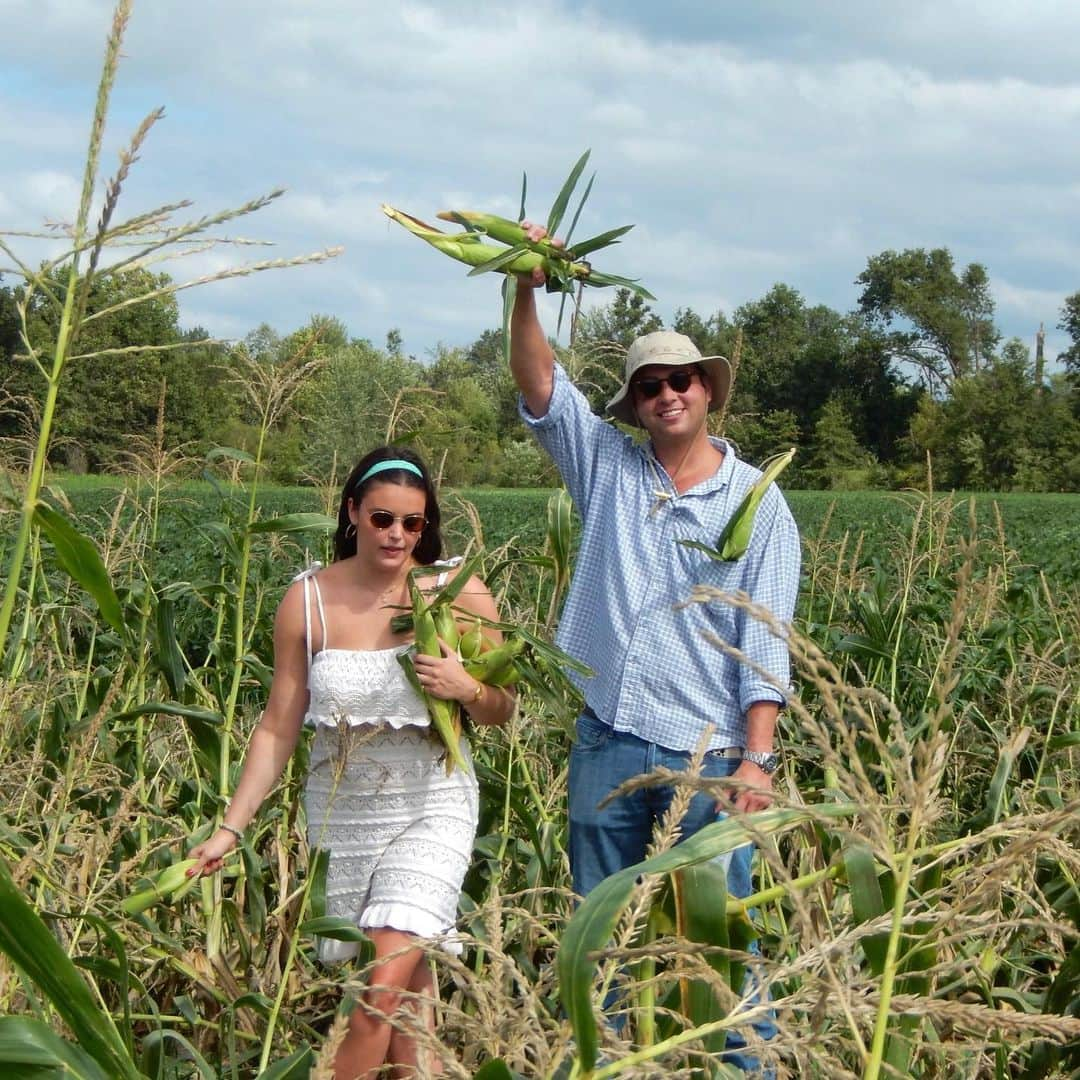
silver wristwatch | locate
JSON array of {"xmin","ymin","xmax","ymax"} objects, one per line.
[{"xmin": 741, "ymin": 749, "xmax": 779, "ymax": 774}]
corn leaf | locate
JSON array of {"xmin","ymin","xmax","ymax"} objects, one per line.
[
  {"xmin": 445, "ymin": 210, "xmax": 483, "ymax": 233},
  {"xmin": 562, "ymin": 170, "xmax": 596, "ymax": 246},
  {"xmin": 246, "ymin": 512, "xmax": 337, "ymax": 534},
  {"xmin": 111, "ymin": 702, "xmax": 223, "ymax": 779},
  {"xmin": 140, "ymin": 1029, "xmax": 217, "ymax": 1080},
  {"xmin": 583, "ymin": 269, "xmax": 657, "ymax": 301},
  {"xmin": 466, "ymin": 243, "xmax": 532, "ymax": 277},
  {"xmin": 206, "ymin": 445, "xmax": 256, "ymax": 465},
  {"xmin": 546, "ymin": 149, "xmax": 591, "ymax": 236},
  {"xmin": 558, "ymin": 803, "xmax": 857, "ymax": 1071},
  {"xmin": 841, "ymin": 842, "xmax": 889, "ymax": 975},
  {"xmin": 254, "ymin": 1045, "xmax": 314, "ymax": 1080},
  {"xmin": 567, "ymin": 223, "xmax": 634, "ymax": 259},
  {"xmin": 501, "ymin": 274, "xmax": 516, "ymax": 368},
  {"xmin": 299, "ymin": 917, "xmax": 370, "ymax": 943},
  {"xmin": 517, "ymin": 171, "xmax": 528, "ymax": 222},
  {"xmin": 0, "ymin": 858, "xmax": 141, "ymax": 1080},
  {"xmin": 0, "ymin": 1016, "xmax": 111, "ymax": 1080},
  {"xmin": 309, "ymin": 847, "xmax": 330, "ymax": 917},
  {"xmin": 474, "ymin": 1060, "xmax": 528, "ymax": 1080},
  {"xmin": 153, "ymin": 595, "xmax": 187, "ymax": 698},
  {"xmin": 33, "ymin": 503, "xmax": 125, "ymax": 636}
]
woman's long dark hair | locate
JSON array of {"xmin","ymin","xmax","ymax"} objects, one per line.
[{"xmin": 334, "ymin": 446, "xmax": 443, "ymax": 564}]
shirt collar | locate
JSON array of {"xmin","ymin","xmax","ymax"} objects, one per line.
[{"xmin": 643, "ymin": 436, "xmax": 736, "ymax": 496}]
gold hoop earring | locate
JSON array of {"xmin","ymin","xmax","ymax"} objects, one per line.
[{"xmin": 345, "ymin": 523, "xmax": 357, "ymax": 539}]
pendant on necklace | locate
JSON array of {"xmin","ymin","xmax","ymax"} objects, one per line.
[{"xmin": 649, "ymin": 489, "xmax": 673, "ymax": 518}]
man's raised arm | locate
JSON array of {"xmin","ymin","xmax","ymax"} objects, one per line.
[{"xmin": 509, "ymin": 226, "xmax": 558, "ymax": 417}]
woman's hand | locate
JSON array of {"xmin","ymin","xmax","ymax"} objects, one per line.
[
  {"xmin": 412, "ymin": 638, "xmax": 483, "ymax": 705},
  {"xmin": 188, "ymin": 828, "xmax": 239, "ymax": 877}
]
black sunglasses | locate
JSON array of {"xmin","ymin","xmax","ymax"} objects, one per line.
[
  {"xmin": 366, "ymin": 510, "xmax": 427, "ymax": 534},
  {"xmin": 632, "ymin": 369, "xmax": 699, "ymax": 399}
]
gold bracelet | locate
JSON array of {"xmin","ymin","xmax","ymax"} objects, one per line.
[{"xmin": 469, "ymin": 681, "xmax": 484, "ymax": 704}]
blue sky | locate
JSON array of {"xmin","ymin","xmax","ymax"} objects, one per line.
[{"xmin": 3, "ymin": 1, "xmax": 1078, "ymax": 368}]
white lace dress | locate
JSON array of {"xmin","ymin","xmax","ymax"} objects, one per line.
[{"xmin": 297, "ymin": 569, "xmax": 479, "ymax": 961}]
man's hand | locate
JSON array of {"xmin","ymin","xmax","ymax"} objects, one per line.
[
  {"xmin": 518, "ymin": 221, "xmax": 564, "ymax": 287},
  {"xmin": 716, "ymin": 759, "xmax": 775, "ymax": 814}
]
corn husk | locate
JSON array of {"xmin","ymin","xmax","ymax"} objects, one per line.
[{"xmin": 681, "ymin": 448, "xmax": 796, "ymax": 563}]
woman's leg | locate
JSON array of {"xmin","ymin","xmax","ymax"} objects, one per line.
[
  {"xmin": 387, "ymin": 956, "xmax": 443, "ymax": 1078},
  {"xmin": 333, "ymin": 928, "xmax": 424, "ymax": 1080}
]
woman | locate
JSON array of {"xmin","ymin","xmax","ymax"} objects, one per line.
[{"xmin": 190, "ymin": 446, "xmax": 514, "ymax": 1078}]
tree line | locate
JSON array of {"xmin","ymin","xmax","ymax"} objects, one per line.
[{"xmin": 2, "ymin": 248, "xmax": 1079, "ymax": 491}]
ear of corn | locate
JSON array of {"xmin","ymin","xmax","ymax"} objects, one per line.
[
  {"xmin": 436, "ymin": 210, "xmax": 575, "ymax": 264},
  {"xmin": 381, "ymin": 205, "xmax": 553, "ymax": 277},
  {"xmin": 681, "ymin": 447, "xmax": 796, "ymax": 563},
  {"xmin": 410, "ymin": 583, "xmax": 470, "ymax": 775},
  {"xmin": 431, "ymin": 600, "xmax": 460, "ymax": 651},
  {"xmin": 458, "ymin": 619, "xmax": 492, "ymax": 660},
  {"xmin": 462, "ymin": 635, "xmax": 526, "ymax": 686},
  {"xmin": 121, "ymin": 858, "xmax": 202, "ymax": 915}
]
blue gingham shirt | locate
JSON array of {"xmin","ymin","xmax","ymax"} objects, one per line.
[{"xmin": 520, "ymin": 363, "xmax": 801, "ymax": 752}]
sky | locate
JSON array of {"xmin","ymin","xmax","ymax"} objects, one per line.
[{"xmin": 3, "ymin": 0, "xmax": 1079, "ymax": 368}]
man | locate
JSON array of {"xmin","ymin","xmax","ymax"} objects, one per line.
[{"xmin": 509, "ymin": 248, "xmax": 800, "ymax": 1071}]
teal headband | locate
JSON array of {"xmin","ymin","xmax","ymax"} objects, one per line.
[{"xmin": 357, "ymin": 459, "xmax": 424, "ymax": 487}]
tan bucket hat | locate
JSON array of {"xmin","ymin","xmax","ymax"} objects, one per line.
[{"xmin": 606, "ymin": 330, "xmax": 732, "ymax": 428}]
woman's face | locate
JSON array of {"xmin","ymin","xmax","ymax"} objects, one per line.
[{"xmin": 348, "ymin": 480, "xmax": 428, "ymax": 570}]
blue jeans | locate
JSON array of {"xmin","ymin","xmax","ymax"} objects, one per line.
[{"xmin": 568, "ymin": 711, "xmax": 776, "ymax": 1074}]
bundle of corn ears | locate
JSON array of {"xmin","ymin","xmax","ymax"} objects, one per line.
[
  {"xmin": 382, "ymin": 150, "xmax": 654, "ymax": 347},
  {"xmin": 394, "ymin": 555, "xmax": 590, "ymax": 774}
]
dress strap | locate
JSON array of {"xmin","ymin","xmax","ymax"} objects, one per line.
[
  {"xmin": 309, "ymin": 575, "xmax": 328, "ymax": 651},
  {"xmin": 291, "ymin": 562, "xmax": 326, "ymax": 681}
]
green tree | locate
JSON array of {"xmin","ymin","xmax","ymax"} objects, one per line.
[
  {"xmin": 1058, "ymin": 291, "xmax": 1080, "ymax": 415},
  {"xmin": 300, "ymin": 337, "xmax": 426, "ymax": 480},
  {"xmin": 0, "ymin": 282, "xmax": 19, "ymax": 361},
  {"xmin": 731, "ymin": 285, "xmax": 915, "ymax": 465},
  {"xmin": 909, "ymin": 341, "xmax": 1045, "ymax": 490},
  {"xmin": 575, "ymin": 287, "xmax": 662, "ymax": 351},
  {"xmin": 805, "ymin": 397, "xmax": 876, "ymax": 489},
  {"xmin": 13, "ymin": 267, "xmax": 184, "ymax": 470},
  {"xmin": 856, "ymin": 248, "xmax": 999, "ymax": 391},
  {"xmin": 157, "ymin": 327, "xmax": 239, "ymax": 453}
]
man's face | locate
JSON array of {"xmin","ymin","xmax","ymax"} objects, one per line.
[{"xmin": 630, "ymin": 363, "xmax": 712, "ymax": 440}]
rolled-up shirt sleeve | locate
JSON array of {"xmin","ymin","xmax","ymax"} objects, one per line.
[
  {"xmin": 518, "ymin": 363, "xmax": 621, "ymax": 517},
  {"xmin": 734, "ymin": 486, "xmax": 801, "ymax": 712}
]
